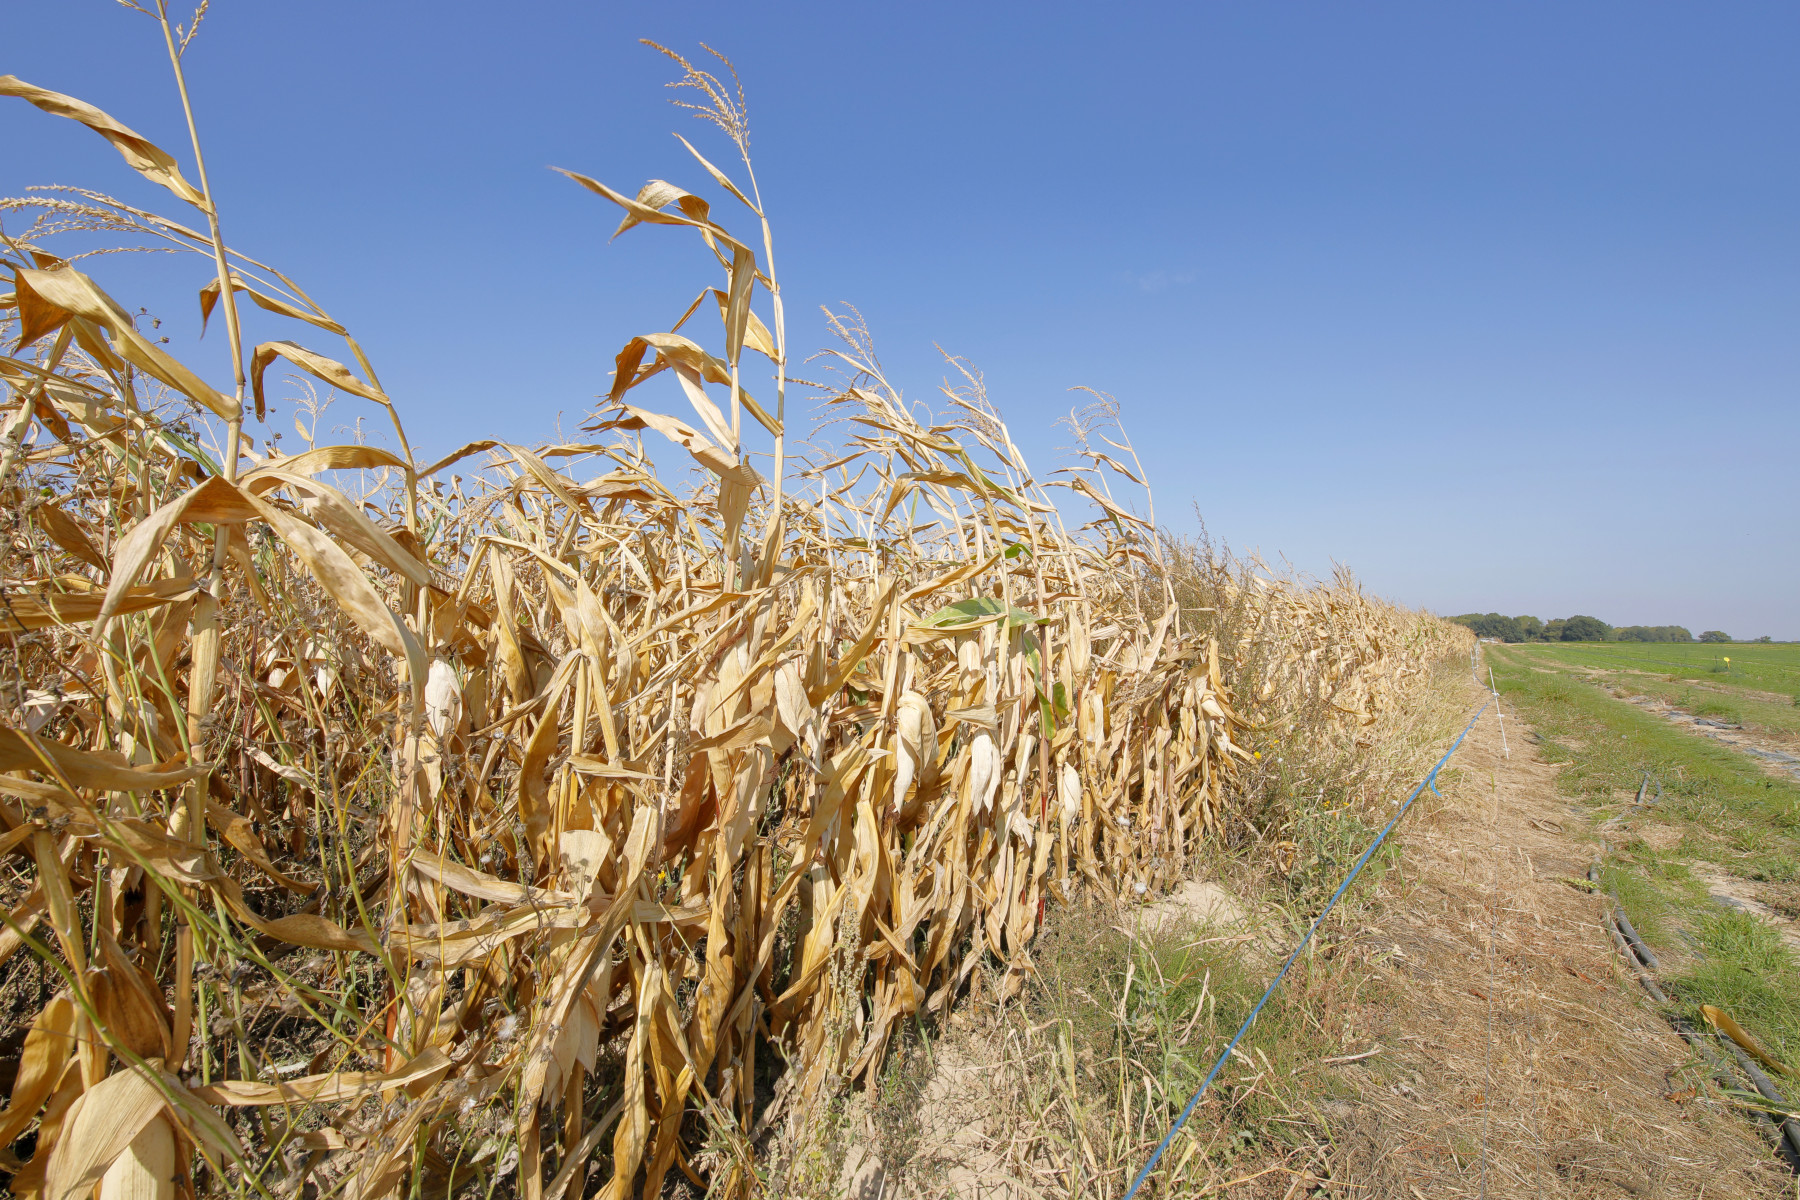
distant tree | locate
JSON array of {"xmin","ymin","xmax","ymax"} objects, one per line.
[
  {"xmin": 1543, "ymin": 618, "xmax": 1568, "ymax": 642},
  {"xmin": 1699, "ymin": 630, "xmax": 1731, "ymax": 643},
  {"xmin": 1451, "ymin": 613, "xmax": 1525, "ymax": 641},
  {"xmin": 1560, "ymin": 615, "xmax": 1612, "ymax": 642},
  {"xmin": 1755, "ymin": 635, "xmax": 1772, "ymax": 643},
  {"xmin": 1514, "ymin": 615, "xmax": 1545, "ymax": 641},
  {"xmin": 1616, "ymin": 625, "xmax": 1694, "ymax": 643}
]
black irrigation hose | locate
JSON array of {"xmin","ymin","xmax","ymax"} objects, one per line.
[
  {"xmin": 1611, "ymin": 903, "xmax": 1660, "ymax": 971},
  {"xmin": 1720, "ymin": 1038, "xmax": 1800, "ymax": 1165},
  {"xmin": 1589, "ymin": 855, "xmax": 1661, "ymax": 970},
  {"xmin": 1590, "ymin": 863, "xmax": 1800, "ymax": 1170},
  {"xmin": 1600, "ymin": 774, "xmax": 1662, "ymax": 836},
  {"xmin": 1604, "ymin": 908, "xmax": 1800, "ymax": 1168}
]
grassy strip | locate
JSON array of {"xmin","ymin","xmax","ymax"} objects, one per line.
[
  {"xmin": 1488, "ymin": 646, "xmax": 1800, "ymax": 1073},
  {"xmin": 1638, "ymin": 679, "xmax": 1800, "ymax": 740}
]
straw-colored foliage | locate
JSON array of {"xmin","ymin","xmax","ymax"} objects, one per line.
[{"xmin": 0, "ymin": 19, "xmax": 1469, "ymax": 1199}]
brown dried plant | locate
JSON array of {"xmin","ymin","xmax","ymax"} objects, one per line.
[{"xmin": 0, "ymin": 18, "xmax": 1471, "ymax": 1200}]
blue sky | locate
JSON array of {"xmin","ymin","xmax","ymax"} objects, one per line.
[{"xmin": 8, "ymin": 2, "xmax": 1797, "ymax": 636}]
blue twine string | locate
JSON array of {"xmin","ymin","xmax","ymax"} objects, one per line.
[{"xmin": 1121, "ymin": 698, "xmax": 1492, "ymax": 1199}]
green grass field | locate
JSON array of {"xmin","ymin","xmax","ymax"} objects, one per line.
[
  {"xmin": 1505, "ymin": 641, "xmax": 1800, "ymax": 742},
  {"xmin": 1508, "ymin": 641, "xmax": 1800, "ymax": 698}
]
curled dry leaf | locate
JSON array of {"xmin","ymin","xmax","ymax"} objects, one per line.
[
  {"xmin": 0, "ymin": 77, "xmax": 210, "ymax": 209},
  {"xmin": 14, "ymin": 268, "xmax": 235, "ymax": 418}
]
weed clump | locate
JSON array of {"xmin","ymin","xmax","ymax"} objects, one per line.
[
  {"xmin": 1668, "ymin": 909, "xmax": 1800, "ymax": 1075},
  {"xmin": 932, "ymin": 901, "xmax": 1368, "ymax": 1194}
]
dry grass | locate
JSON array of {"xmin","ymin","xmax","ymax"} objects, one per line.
[
  {"xmin": 872, "ymin": 903, "xmax": 1354, "ymax": 1200},
  {"xmin": 1332, "ymin": 675, "xmax": 1791, "ymax": 1198},
  {"xmin": 0, "ymin": 18, "xmax": 1470, "ymax": 1200}
]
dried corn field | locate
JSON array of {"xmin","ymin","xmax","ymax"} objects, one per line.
[{"xmin": 0, "ymin": 24, "xmax": 1469, "ymax": 1200}]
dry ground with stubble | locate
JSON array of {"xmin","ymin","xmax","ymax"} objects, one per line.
[{"xmin": 1330, "ymin": 675, "xmax": 1792, "ymax": 1198}]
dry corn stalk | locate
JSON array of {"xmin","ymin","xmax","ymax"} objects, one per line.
[{"xmin": 0, "ymin": 31, "xmax": 1470, "ymax": 1200}]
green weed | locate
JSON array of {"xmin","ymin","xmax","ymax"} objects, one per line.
[
  {"xmin": 1749, "ymin": 856, "xmax": 1800, "ymax": 884},
  {"xmin": 1285, "ymin": 803, "xmax": 1402, "ymax": 907},
  {"xmin": 1666, "ymin": 908, "xmax": 1800, "ymax": 1075}
]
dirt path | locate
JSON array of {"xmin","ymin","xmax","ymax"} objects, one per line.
[{"xmin": 1329, "ymin": 675, "xmax": 1793, "ymax": 1197}]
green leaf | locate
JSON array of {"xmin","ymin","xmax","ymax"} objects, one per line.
[
  {"xmin": 997, "ymin": 635, "xmax": 1068, "ymax": 738},
  {"xmin": 917, "ymin": 596, "xmax": 1046, "ymax": 631},
  {"xmin": 158, "ymin": 428, "xmax": 221, "ymax": 477},
  {"xmin": 917, "ymin": 596, "xmax": 1005, "ymax": 628},
  {"xmin": 1003, "ymin": 541, "xmax": 1032, "ymax": 560}
]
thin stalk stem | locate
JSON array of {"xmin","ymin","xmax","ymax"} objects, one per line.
[{"xmin": 154, "ymin": 1, "xmax": 245, "ymax": 479}]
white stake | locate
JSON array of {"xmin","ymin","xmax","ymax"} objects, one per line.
[{"xmin": 1489, "ymin": 665, "xmax": 1508, "ymax": 759}]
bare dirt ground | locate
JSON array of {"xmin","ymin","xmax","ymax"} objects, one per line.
[{"xmin": 1329, "ymin": 675, "xmax": 1793, "ymax": 1198}]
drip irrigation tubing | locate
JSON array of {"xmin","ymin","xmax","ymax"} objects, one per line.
[{"xmin": 1121, "ymin": 696, "xmax": 1492, "ymax": 1200}]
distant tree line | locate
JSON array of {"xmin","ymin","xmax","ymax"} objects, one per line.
[
  {"xmin": 1448, "ymin": 615, "xmax": 1774, "ymax": 644},
  {"xmin": 1618, "ymin": 625, "xmax": 1697, "ymax": 642},
  {"xmin": 1450, "ymin": 613, "xmax": 1698, "ymax": 643}
]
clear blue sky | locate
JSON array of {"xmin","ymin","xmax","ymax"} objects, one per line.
[{"xmin": 9, "ymin": 3, "xmax": 1797, "ymax": 636}]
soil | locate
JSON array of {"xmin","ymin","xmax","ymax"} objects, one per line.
[{"xmin": 1328, "ymin": 674, "xmax": 1793, "ymax": 1197}]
